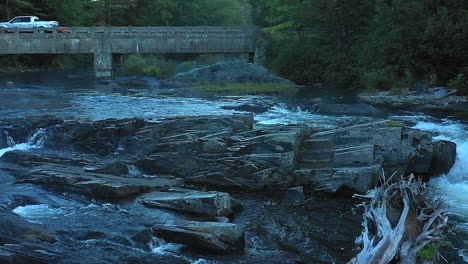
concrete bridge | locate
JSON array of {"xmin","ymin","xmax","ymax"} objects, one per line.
[{"xmin": 0, "ymin": 26, "xmax": 258, "ymax": 77}]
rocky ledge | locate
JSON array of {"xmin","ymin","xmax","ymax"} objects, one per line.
[
  {"xmin": 1, "ymin": 114, "xmax": 456, "ymax": 195},
  {"xmin": 358, "ymin": 93, "xmax": 468, "ymax": 117},
  {"xmin": 0, "ymin": 114, "xmax": 457, "ymax": 257}
]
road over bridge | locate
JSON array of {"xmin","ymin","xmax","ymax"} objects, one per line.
[{"xmin": 0, "ymin": 26, "xmax": 258, "ymax": 77}]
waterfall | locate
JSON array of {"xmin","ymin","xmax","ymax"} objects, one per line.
[{"xmin": 0, "ymin": 128, "xmax": 48, "ymax": 158}]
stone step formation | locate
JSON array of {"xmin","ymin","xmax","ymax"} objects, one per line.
[{"xmin": 0, "ymin": 114, "xmax": 457, "ymax": 261}]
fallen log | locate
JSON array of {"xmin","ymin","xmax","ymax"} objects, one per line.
[{"xmin": 349, "ymin": 172, "xmax": 448, "ymax": 264}]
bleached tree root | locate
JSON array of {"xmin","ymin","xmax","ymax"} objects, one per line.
[{"xmin": 349, "ymin": 172, "xmax": 448, "ymax": 264}]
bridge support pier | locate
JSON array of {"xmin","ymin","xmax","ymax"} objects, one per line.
[{"xmin": 94, "ymin": 53, "xmax": 113, "ymax": 78}]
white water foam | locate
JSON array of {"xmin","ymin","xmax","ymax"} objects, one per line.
[
  {"xmin": 150, "ymin": 236, "xmax": 184, "ymax": 255},
  {"xmin": 255, "ymin": 104, "xmax": 375, "ymax": 128},
  {"xmin": 0, "ymin": 128, "xmax": 47, "ymax": 158},
  {"xmin": 411, "ymin": 119, "xmax": 468, "ymax": 261},
  {"xmin": 412, "ymin": 119, "xmax": 468, "ymax": 216},
  {"xmin": 12, "ymin": 204, "xmax": 64, "ymax": 224}
]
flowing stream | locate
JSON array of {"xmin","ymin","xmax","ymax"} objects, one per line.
[{"xmin": 0, "ymin": 70, "xmax": 466, "ymax": 263}]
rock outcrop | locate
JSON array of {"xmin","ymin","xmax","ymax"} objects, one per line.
[
  {"xmin": 139, "ymin": 188, "xmax": 234, "ymax": 216},
  {"xmin": 358, "ymin": 93, "xmax": 468, "ymax": 117},
  {"xmin": 1, "ymin": 115, "xmax": 456, "ymax": 196},
  {"xmin": 153, "ymin": 221, "xmax": 244, "ymax": 252},
  {"xmin": 162, "ymin": 62, "xmax": 295, "ymax": 87}
]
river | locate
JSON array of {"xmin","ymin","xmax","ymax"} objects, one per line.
[{"xmin": 0, "ymin": 70, "xmax": 466, "ymax": 263}]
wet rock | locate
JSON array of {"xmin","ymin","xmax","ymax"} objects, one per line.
[
  {"xmin": 311, "ymin": 103, "xmax": 384, "ymax": 117},
  {"xmin": 25, "ymin": 115, "xmax": 64, "ymax": 129},
  {"xmin": 20, "ymin": 164, "xmax": 183, "ymax": 200},
  {"xmin": 430, "ymin": 140, "xmax": 457, "ymax": 175},
  {"xmin": 358, "ymin": 93, "xmax": 468, "ymax": 114},
  {"xmin": 164, "ymin": 62, "xmax": 295, "ymax": 86},
  {"xmin": 100, "ymin": 76, "xmax": 161, "ymax": 86},
  {"xmin": 293, "ymin": 164, "xmax": 381, "ymax": 194},
  {"xmin": 0, "ymin": 212, "xmax": 58, "ymax": 264},
  {"xmin": 284, "ymin": 186, "xmax": 305, "ymax": 202},
  {"xmin": 139, "ymin": 188, "xmax": 233, "ymax": 216},
  {"xmin": 154, "ymin": 221, "xmax": 244, "ymax": 252},
  {"xmin": 199, "ymin": 139, "xmax": 227, "ymax": 153},
  {"xmin": 428, "ymin": 87, "xmax": 457, "ymax": 98},
  {"xmin": 221, "ymin": 103, "xmax": 270, "ymax": 114}
]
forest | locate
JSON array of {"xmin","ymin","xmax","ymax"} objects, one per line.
[{"xmin": 1, "ymin": 0, "xmax": 467, "ymax": 92}]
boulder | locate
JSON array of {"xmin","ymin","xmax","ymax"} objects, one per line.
[
  {"xmin": 430, "ymin": 140, "xmax": 457, "ymax": 175},
  {"xmin": 153, "ymin": 221, "xmax": 244, "ymax": 252},
  {"xmin": 221, "ymin": 103, "xmax": 270, "ymax": 114},
  {"xmin": 139, "ymin": 188, "xmax": 233, "ymax": 216},
  {"xmin": 164, "ymin": 62, "xmax": 295, "ymax": 86},
  {"xmin": 311, "ymin": 103, "xmax": 384, "ymax": 117}
]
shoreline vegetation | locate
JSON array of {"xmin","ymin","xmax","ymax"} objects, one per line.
[{"xmin": 1, "ymin": 0, "xmax": 466, "ymax": 95}]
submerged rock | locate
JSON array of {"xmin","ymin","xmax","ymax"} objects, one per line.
[
  {"xmin": 99, "ymin": 75, "xmax": 161, "ymax": 86},
  {"xmin": 153, "ymin": 221, "xmax": 244, "ymax": 252},
  {"xmin": 358, "ymin": 93, "xmax": 468, "ymax": 116},
  {"xmin": 311, "ymin": 103, "xmax": 384, "ymax": 117}
]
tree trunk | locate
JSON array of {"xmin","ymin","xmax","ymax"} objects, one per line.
[{"xmin": 349, "ymin": 173, "xmax": 448, "ymax": 264}]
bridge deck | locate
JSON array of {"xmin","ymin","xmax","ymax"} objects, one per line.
[{"xmin": 0, "ymin": 26, "xmax": 258, "ymax": 54}]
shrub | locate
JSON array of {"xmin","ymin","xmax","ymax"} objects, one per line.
[
  {"xmin": 417, "ymin": 243, "xmax": 439, "ymax": 260},
  {"xmin": 387, "ymin": 120, "xmax": 403, "ymax": 127},
  {"xmin": 362, "ymin": 68, "xmax": 400, "ymax": 91},
  {"xmin": 119, "ymin": 54, "xmax": 176, "ymax": 79},
  {"xmin": 270, "ymin": 40, "xmax": 326, "ymax": 84},
  {"xmin": 447, "ymin": 73, "xmax": 467, "ymax": 95}
]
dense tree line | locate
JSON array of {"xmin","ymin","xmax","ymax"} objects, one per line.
[
  {"xmin": 1, "ymin": 0, "xmax": 467, "ymax": 93},
  {"xmin": 250, "ymin": 0, "xmax": 468, "ymax": 92},
  {"xmin": 0, "ymin": 0, "xmax": 247, "ymax": 26},
  {"xmin": 0, "ymin": 0, "xmax": 247, "ymax": 71}
]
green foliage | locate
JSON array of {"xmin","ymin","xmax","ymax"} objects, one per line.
[
  {"xmin": 417, "ymin": 243, "xmax": 439, "ymax": 260},
  {"xmin": 362, "ymin": 68, "xmax": 400, "ymax": 92},
  {"xmin": 447, "ymin": 73, "xmax": 468, "ymax": 95},
  {"xmin": 119, "ymin": 54, "xmax": 176, "ymax": 79},
  {"xmin": 195, "ymin": 82, "xmax": 296, "ymax": 95},
  {"xmin": 387, "ymin": 120, "xmax": 403, "ymax": 127},
  {"xmin": 251, "ymin": 0, "xmax": 468, "ymax": 89}
]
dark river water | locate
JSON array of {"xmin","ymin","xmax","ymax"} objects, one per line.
[{"xmin": 0, "ymin": 70, "xmax": 466, "ymax": 263}]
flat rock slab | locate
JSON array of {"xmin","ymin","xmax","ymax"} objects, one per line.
[
  {"xmin": 139, "ymin": 188, "xmax": 232, "ymax": 216},
  {"xmin": 154, "ymin": 220, "xmax": 244, "ymax": 252},
  {"xmin": 26, "ymin": 164, "xmax": 183, "ymax": 200}
]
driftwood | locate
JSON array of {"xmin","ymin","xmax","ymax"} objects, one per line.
[{"xmin": 349, "ymin": 172, "xmax": 448, "ymax": 264}]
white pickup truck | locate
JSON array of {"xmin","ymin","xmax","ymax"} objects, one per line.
[{"xmin": 0, "ymin": 16, "xmax": 59, "ymax": 32}]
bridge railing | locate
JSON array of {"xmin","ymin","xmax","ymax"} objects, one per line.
[{"xmin": 1, "ymin": 26, "xmax": 258, "ymax": 39}]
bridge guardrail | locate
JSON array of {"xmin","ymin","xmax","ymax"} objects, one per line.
[{"xmin": 0, "ymin": 26, "xmax": 258, "ymax": 39}]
